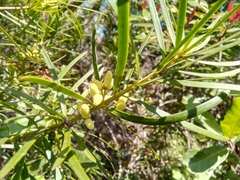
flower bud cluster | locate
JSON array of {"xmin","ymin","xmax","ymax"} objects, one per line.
[
  {"xmin": 77, "ymin": 70, "xmax": 128, "ymax": 130},
  {"xmin": 77, "ymin": 70, "xmax": 113, "ymax": 130}
]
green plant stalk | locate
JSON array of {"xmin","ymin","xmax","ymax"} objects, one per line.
[{"xmin": 113, "ymin": 0, "xmax": 130, "ymax": 93}]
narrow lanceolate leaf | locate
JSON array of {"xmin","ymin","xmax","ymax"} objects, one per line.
[
  {"xmin": 181, "ymin": 121, "xmax": 229, "ymax": 142},
  {"xmin": 110, "ymin": 91, "xmax": 229, "ymax": 125},
  {"xmin": 113, "ymin": 0, "xmax": 130, "ymax": 93},
  {"xmin": 39, "ymin": 44, "xmax": 67, "ymax": 116},
  {"xmin": 19, "ymin": 76, "xmax": 92, "ymax": 104},
  {"xmin": 159, "ymin": 0, "xmax": 176, "ymax": 46},
  {"xmin": 0, "ymin": 86, "xmax": 59, "ymax": 115},
  {"xmin": 108, "ymin": 0, "xmax": 118, "ymax": 15},
  {"xmin": 71, "ymin": 130, "xmax": 113, "ymax": 180},
  {"xmin": 157, "ymin": 0, "xmax": 227, "ymax": 71},
  {"xmin": 52, "ymin": 130, "xmax": 71, "ymax": 170},
  {"xmin": 175, "ymin": 0, "xmax": 187, "ymax": 45},
  {"xmin": 0, "ymin": 139, "xmax": 36, "ymax": 179},
  {"xmin": 58, "ymin": 51, "xmax": 87, "ymax": 80},
  {"xmin": 221, "ymin": 97, "xmax": 240, "ymax": 138},
  {"xmin": 129, "ymin": 33, "xmax": 140, "ymax": 80},
  {"xmin": 185, "ymin": 146, "xmax": 229, "ymax": 174},
  {"xmin": 67, "ymin": 150, "xmax": 90, "ymax": 180},
  {"xmin": 92, "ymin": 28, "xmax": 100, "ymax": 80},
  {"xmin": 179, "ymin": 68, "xmax": 240, "ymax": 78},
  {"xmin": 147, "ymin": 0, "xmax": 165, "ymax": 53}
]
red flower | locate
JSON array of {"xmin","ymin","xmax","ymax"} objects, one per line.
[{"xmin": 228, "ymin": 1, "xmax": 240, "ymax": 24}]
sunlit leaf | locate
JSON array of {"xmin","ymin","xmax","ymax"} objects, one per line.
[
  {"xmin": 147, "ymin": 0, "xmax": 165, "ymax": 53},
  {"xmin": 19, "ymin": 76, "xmax": 92, "ymax": 104},
  {"xmin": 0, "ymin": 139, "xmax": 36, "ymax": 179},
  {"xmin": 221, "ymin": 97, "xmax": 240, "ymax": 138},
  {"xmin": 184, "ymin": 146, "xmax": 229, "ymax": 174},
  {"xmin": 67, "ymin": 150, "xmax": 90, "ymax": 180},
  {"xmin": 52, "ymin": 130, "xmax": 71, "ymax": 170}
]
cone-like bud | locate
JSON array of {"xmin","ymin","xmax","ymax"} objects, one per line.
[
  {"xmin": 115, "ymin": 102, "xmax": 126, "ymax": 111},
  {"xmin": 84, "ymin": 118, "xmax": 94, "ymax": 130},
  {"xmin": 93, "ymin": 94, "xmax": 103, "ymax": 106},
  {"xmin": 92, "ymin": 78, "xmax": 103, "ymax": 90},
  {"xmin": 118, "ymin": 96, "xmax": 128, "ymax": 104},
  {"xmin": 89, "ymin": 83, "xmax": 99, "ymax": 97},
  {"xmin": 103, "ymin": 70, "xmax": 113, "ymax": 89},
  {"xmin": 77, "ymin": 103, "xmax": 90, "ymax": 118}
]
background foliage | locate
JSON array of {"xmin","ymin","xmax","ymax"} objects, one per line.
[{"xmin": 1, "ymin": 0, "xmax": 240, "ymax": 179}]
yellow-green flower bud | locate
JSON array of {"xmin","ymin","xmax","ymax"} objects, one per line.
[
  {"xmin": 115, "ymin": 102, "xmax": 126, "ymax": 111},
  {"xmin": 93, "ymin": 94, "xmax": 103, "ymax": 106},
  {"xmin": 118, "ymin": 96, "xmax": 128, "ymax": 104},
  {"xmin": 89, "ymin": 83, "xmax": 99, "ymax": 97},
  {"xmin": 84, "ymin": 118, "xmax": 94, "ymax": 130},
  {"xmin": 77, "ymin": 101, "xmax": 83, "ymax": 113},
  {"xmin": 103, "ymin": 70, "xmax": 113, "ymax": 89},
  {"xmin": 78, "ymin": 103, "xmax": 90, "ymax": 118},
  {"xmin": 92, "ymin": 78, "xmax": 103, "ymax": 90}
]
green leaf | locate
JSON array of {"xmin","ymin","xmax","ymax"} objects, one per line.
[
  {"xmin": 163, "ymin": 79, "xmax": 240, "ymax": 92},
  {"xmin": 224, "ymin": 170, "xmax": 239, "ymax": 180},
  {"xmin": 221, "ymin": 97, "xmax": 240, "ymax": 138},
  {"xmin": 147, "ymin": 0, "xmax": 165, "ymax": 53},
  {"xmin": 71, "ymin": 64, "xmax": 102, "ymax": 91},
  {"xmin": 0, "ymin": 139, "xmax": 36, "ymax": 179},
  {"xmin": 175, "ymin": 0, "xmax": 187, "ymax": 45},
  {"xmin": 159, "ymin": 0, "xmax": 176, "ymax": 46},
  {"xmin": 195, "ymin": 112, "xmax": 223, "ymax": 135},
  {"xmin": 74, "ymin": 150, "xmax": 97, "ymax": 168},
  {"xmin": 157, "ymin": 0, "xmax": 227, "ymax": 70},
  {"xmin": 113, "ymin": 0, "xmax": 130, "ymax": 92},
  {"xmin": 107, "ymin": 0, "xmax": 117, "ymax": 15},
  {"xmin": 58, "ymin": 52, "xmax": 87, "ymax": 80},
  {"xmin": 12, "ymin": 142, "xmax": 26, "ymax": 180},
  {"xmin": 179, "ymin": 68, "xmax": 240, "ymax": 78},
  {"xmin": 129, "ymin": 33, "xmax": 140, "ymax": 80},
  {"xmin": 67, "ymin": 150, "xmax": 90, "ymax": 180},
  {"xmin": 92, "ymin": 28, "xmax": 100, "ymax": 80},
  {"xmin": 51, "ymin": 130, "xmax": 71, "ymax": 170},
  {"xmin": 71, "ymin": 130, "xmax": 113, "ymax": 180},
  {"xmin": 0, "ymin": 137, "xmax": 9, "ymax": 146},
  {"xmin": 0, "ymin": 86, "xmax": 59, "ymax": 116},
  {"xmin": 109, "ymin": 90, "xmax": 229, "ymax": 125},
  {"xmin": 184, "ymin": 146, "xmax": 229, "ymax": 174},
  {"xmin": 181, "ymin": 121, "xmax": 229, "ymax": 142},
  {"xmin": 39, "ymin": 44, "xmax": 67, "ymax": 116},
  {"xmin": 19, "ymin": 76, "xmax": 92, "ymax": 104}
]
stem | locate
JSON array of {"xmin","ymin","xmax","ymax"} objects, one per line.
[{"xmin": 0, "ymin": 6, "xmax": 30, "ymax": 10}]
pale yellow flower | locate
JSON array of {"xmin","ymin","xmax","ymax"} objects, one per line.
[
  {"xmin": 103, "ymin": 70, "xmax": 113, "ymax": 89},
  {"xmin": 93, "ymin": 94, "xmax": 103, "ymax": 106},
  {"xmin": 84, "ymin": 118, "xmax": 94, "ymax": 130},
  {"xmin": 89, "ymin": 83, "xmax": 99, "ymax": 97}
]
